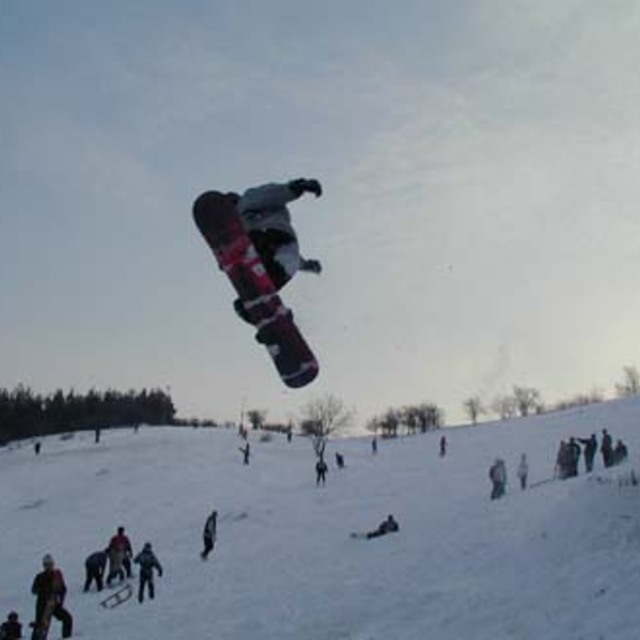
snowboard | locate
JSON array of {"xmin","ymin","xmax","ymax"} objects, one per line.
[{"xmin": 193, "ymin": 190, "xmax": 319, "ymax": 388}]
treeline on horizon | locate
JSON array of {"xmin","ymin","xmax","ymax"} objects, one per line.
[{"xmin": 0, "ymin": 385, "xmax": 176, "ymax": 444}]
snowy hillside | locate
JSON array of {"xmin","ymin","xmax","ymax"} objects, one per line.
[{"xmin": 2, "ymin": 397, "xmax": 640, "ymax": 640}]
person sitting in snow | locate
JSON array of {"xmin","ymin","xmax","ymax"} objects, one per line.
[{"xmin": 366, "ymin": 515, "xmax": 399, "ymax": 539}]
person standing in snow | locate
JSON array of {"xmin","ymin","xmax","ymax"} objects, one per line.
[
  {"xmin": 516, "ymin": 454, "xmax": 529, "ymax": 490},
  {"xmin": 201, "ymin": 510, "xmax": 218, "ymax": 560},
  {"xmin": 315, "ymin": 458, "xmax": 328, "ymax": 486},
  {"xmin": 134, "ymin": 543, "xmax": 163, "ymax": 604},
  {"xmin": 439, "ymin": 435, "xmax": 447, "ymax": 457},
  {"xmin": 577, "ymin": 434, "xmax": 597, "ymax": 473},
  {"xmin": 489, "ymin": 459, "xmax": 507, "ymax": 500},
  {"xmin": 601, "ymin": 429, "xmax": 613, "ymax": 468},
  {"xmin": 106, "ymin": 526, "xmax": 133, "ymax": 586},
  {"xmin": 30, "ymin": 554, "xmax": 73, "ymax": 640},
  {"xmin": 229, "ymin": 179, "xmax": 323, "ymax": 322}
]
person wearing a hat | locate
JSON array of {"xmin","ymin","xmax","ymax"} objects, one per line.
[
  {"xmin": 30, "ymin": 554, "xmax": 73, "ymax": 639},
  {"xmin": 133, "ymin": 543, "xmax": 163, "ymax": 604}
]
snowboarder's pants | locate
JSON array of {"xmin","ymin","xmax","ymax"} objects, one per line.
[
  {"xmin": 84, "ymin": 565, "xmax": 104, "ymax": 591},
  {"xmin": 33, "ymin": 604, "xmax": 73, "ymax": 639},
  {"xmin": 519, "ymin": 476, "xmax": 527, "ymax": 490},
  {"xmin": 201, "ymin": 535, "xmax": 215, "ymax": 559},
  {"xmin": 138, "ymin": 576, "xmax": 155, "ymax": 603}
]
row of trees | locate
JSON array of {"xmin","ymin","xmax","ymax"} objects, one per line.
[
  {"xmin": 0, "ymin": 385, "xmax": 175, "ymax": 444},
  {"xmin": 462, "ymin": 365, "xmax": 640, "ymax": 424}
]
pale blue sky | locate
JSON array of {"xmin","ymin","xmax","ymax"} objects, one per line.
[{"xmin": 2, "ymin": 1, "xmax": 640, "ymax": 427}]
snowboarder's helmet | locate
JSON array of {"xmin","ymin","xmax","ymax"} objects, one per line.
[
  {"xmin": 42, "ymin": 554, "xmax": 54, "ymax": 568},
  {"xmin": 8, "ymin": 612, "xmax": 18, "ymax": 622},
  {"xmin": 143, "ymin": 542, "xmax": 152, "ymax": 550}
]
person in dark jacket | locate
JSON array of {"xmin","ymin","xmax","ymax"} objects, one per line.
[
  {"xmin": 601, "ymin": 429, "xmax": 614, "ymax": 468},
  {"xmin": 134, "ymin": 543, "xmax": 163, "ymax": 603},
  {"xmin": 0, "ymin": 611, "xmax": 22, "ymax": 640},
  {"xmin": 83, "ymin": 550, "xmax": 108, "ymax": 592},
  {"xmin": 366, "ymin": 515, "xmax": 399, "ymax": 539},
  {"xmin": 30, "ymin": 555, "xmax": 72, "ymax": 639},
  {"xmin": 315, "ymin": 458, "xmax": 328, "ymax": 485},
  {"xmin": 613, "ymin": 439, "xmax": 628, "ymax": 465},
  {"xmin": 201, "ymin": 511, "xmax": 218, "ymax": 560},
  {"xmin": 577, "ymin": 434, "xmax": 597, "ymax": 473}
]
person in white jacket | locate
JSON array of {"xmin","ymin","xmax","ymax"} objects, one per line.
[
  {"xmin": 227, "ymin": 178, "xmax": 323, "ymax": 323},
  {"xmin": 517, "ymin": 454, "xmax": 529, "ymax": 490}
]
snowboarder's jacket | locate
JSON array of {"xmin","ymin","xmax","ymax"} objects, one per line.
[
  {"xmin": 134, "ymin": 546, "xmax": 163, "ymax": 579},
  {"xmin": 238, "ymin": 182, "xmax": 302, "ymax": 239}
]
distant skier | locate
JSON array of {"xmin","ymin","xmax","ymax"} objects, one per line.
[
  {"xmin": 516, "ymin": 454, "xmax": 529, "ymax": 490},
  {"xmin": 0, "ymin": 611, "xmax": 22, "ymax": 640},
  {"xmin": 83, "ymin": 549, "xmax": 108, "ymax": 592},
  {"xmin": 439, "ymin": 435, "xmax": 447, "ymax": 457},
  {"xmin": 335, "ymin": 452, "xmax": 345, "ymax": 469},
  {"xmin": 229, "ymin": 179, "xmax": 323, "ymax": 321},
  {"xmin": 133, "ymin": 543, "xmax": 163, "ymax": 604},
  {"xmin": 201, "ymin": 510, "xmax": 218, "ymax": 560},
  {"xmin": 489, "ymin": 459, "xmax": 507, "ymax": 500},
  {"xmin": 30, "ymin": 554, "xmax": 73, "ymax": 640},
  {"xmin": 315, "ymin": 458, "xmax": 328, "ymax": 485},
  {"xmin": 239, "ymin": 443, "xmax": 250, "ymax": 465},
  {"xmin": 106, "ymin": 526, "xmax": 133, "ymax": 586},
  {"xmin": 371, "ymin": 437, "xmax": 378, "ymax": 455}
]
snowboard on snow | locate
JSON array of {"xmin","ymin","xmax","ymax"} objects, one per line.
[{"xmin": 193, "ymin": 190, "xmax": 319, "ymax": 388}]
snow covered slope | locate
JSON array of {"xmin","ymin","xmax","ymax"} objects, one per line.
[{"xmin": 2, "ymin": 397, "xmax": 640, "ymax": 640}]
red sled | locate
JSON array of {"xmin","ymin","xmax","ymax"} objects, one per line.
[{"xmin": 193, "ymin": 191, "xmax": 319, "ymax": 388}]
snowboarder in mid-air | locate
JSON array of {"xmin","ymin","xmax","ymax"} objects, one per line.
[{"xmin": 228, "ymin": 178, "xmax": 323, "ymax": 322}]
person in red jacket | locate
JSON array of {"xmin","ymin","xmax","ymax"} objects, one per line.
[
  {"xmin": 106, "ymin": 527, "xmax": 133, "ymax": 586},
  {"xmin": 30, "ymin": 554, "xmax": 73, "ymax": 639}
]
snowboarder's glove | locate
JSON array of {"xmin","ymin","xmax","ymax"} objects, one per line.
[
  {"xmin": 301, "ymin": 259, "xmax": 322, "ymax": 274},
  {"xmin": 288, "ymin": 178, "xmax": 322, "ymax": 198}
]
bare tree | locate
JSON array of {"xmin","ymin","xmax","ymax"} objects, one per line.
[
  {"xmin": 512, "ymin": 386, "xmax": 542, "ymax": 417},
  {"xmin": 615, "ymin": 365, "xmax": 640, "ymax": 397},
  {"xmin": 247, "ymin": 409, "xmax": 267, "ymax": 431},
  {"xmin": 491, "ymin": 394, "xmax": 517, "ymax": 420},
  {"xmin": 462, "ymin": 396, "xmax": 485, "ymax": 425},
  {"xmin": 299, "ymin": 394, "xmax": 353, "ymax": 458}
]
